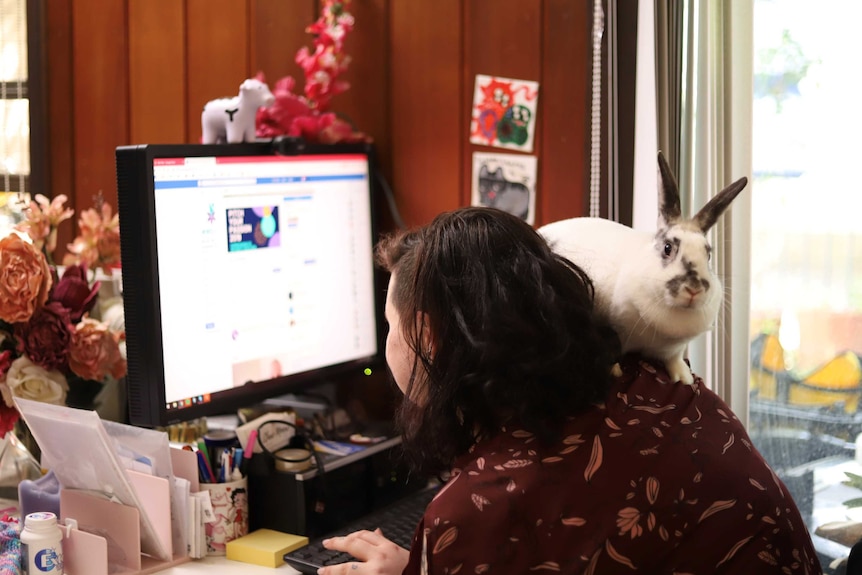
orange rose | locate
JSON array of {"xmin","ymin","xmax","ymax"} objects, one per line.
[
  {"xmin": 68, "ymin": 318, "xmax": 127, "ymax": 381},
  {"xmin": 0, "ymin": 234, "xmax": 53, "ymax": 323}
]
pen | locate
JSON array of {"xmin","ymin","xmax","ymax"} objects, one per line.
[
  {"xmin": 218, "ymin": 451, "xmax": 230, "ymax": 483},
  {"xmin": 233, "ymin": 447, "xmax": 244, "ymax": 472},
  {"xmin": 195, "ymin": 448, "xmax": 215, "ymax": 483},
  {"xmin": 197, "ymin": 440, "xmax": 213, "ymax": 470},
  {"xmin": 240, "ymin": 429, "xmax": 258, "ymax": 476}
]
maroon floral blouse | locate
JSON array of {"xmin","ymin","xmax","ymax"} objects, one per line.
[{"xmin": 404, "ymin": 355, "xmax": 822, "ymax": 574}]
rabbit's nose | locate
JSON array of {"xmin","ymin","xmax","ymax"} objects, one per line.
[{"xmin": 685, "ymin": 286, "xmax": 702, "ymax": 296}]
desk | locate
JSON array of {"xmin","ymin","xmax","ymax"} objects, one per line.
[{"xmin": 159, "ymin": 556, "xmax": 302, "ymax": 574}]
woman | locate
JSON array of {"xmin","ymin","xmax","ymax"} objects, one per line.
[{"xmin": 320, "ymin": 207, "xmax": 822, "ymax": 574}]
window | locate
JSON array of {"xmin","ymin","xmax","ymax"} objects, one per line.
[
  {"xmin": 0, "ymin": 0, "xmax": 29, "ymax": 233},
  {"xmin": 748, "ymin": 0, "xmax": 862, "ymax": 556}
]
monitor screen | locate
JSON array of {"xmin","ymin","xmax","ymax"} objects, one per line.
[{"xmin": 116, "ymin": 140, "xmax": 385, "ymax": 427}]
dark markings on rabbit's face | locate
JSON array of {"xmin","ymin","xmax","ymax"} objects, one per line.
[
  {"xmin": 666, "ymin": 258, "xmax": 712, "ymax": 297},
  {"xmin": 656, "ymin": 230, "xmax": 680, "ymax": 267},
  {"xmin": 656, "ymin": 228, "xmax": 714, "ymax": 299}
]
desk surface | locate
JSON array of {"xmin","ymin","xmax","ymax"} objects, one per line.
[{"xmin": 160, "ymin": 556, "xmax": 302, "ymax": 574}]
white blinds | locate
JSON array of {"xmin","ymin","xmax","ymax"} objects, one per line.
[{"xmin": 0, "ymin": 0, "xmax": 29, "ymax": 197}]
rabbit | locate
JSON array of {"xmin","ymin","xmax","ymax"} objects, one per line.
[{"xmin": 538, "ymin": 151, "xmax": 748, "ymax": 384}]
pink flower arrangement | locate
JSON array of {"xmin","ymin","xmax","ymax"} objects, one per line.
[
  {"xmin": 13, "ymin": 194, "xmax": 74, "ymax": 263},
  {"xmin": 0, "ymin": 195, "xmax": 126, "ymax": 438},
  {"xmin": 62, "ymin": 195, "xmax": 122, "ymax": 272},
  {"xmin": 255, "ymin": 0, "xmax": 369, "ymax": 144}
]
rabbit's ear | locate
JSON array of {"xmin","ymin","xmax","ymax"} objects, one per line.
[
  {"xmin": 657, "ymin": 151, "xmax": 682, "ymax": 227},
  {"xmin": 692, "ymin": 176, "xmax": 748, "ymax": 232}
]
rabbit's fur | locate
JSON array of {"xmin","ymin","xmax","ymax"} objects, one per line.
[{"xmin": 539, "ymin": 152, "xmax": 747, "ymax": 384}]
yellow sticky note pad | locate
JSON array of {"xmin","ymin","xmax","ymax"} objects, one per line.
[{"xmin": 226, "ymin": 528, "xmax": 309, "ymax": 568}]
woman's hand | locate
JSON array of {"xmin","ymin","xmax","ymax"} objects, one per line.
[{"xmin": 317, "ymin": 528, "xmax": 410, "ymax": 575}]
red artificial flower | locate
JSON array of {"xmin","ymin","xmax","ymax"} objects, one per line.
[
  {"xmin": 15, "ymin": 302, "xmax": 74, "ymax": 372},
  {"xmin": 0, "ymin": 350, "xmax": 19, "ymax": 439},
  {"xmin": 316, "ymin": 114, "xmax": 367, "ymax": 144},
  {"xmin": 50, "ymin": 264, "xmax": 101, "ymax": 323},
  {"xmin": 254, "ymin": 0, "xmax": 367, "ymax": 144},
  {"xmin": 0, "ymin": 350, "xmax": 11, "ymax": 378},
  {"xmin": 0, "ymin": 403, "xmax": 19, "ymax": 440}
]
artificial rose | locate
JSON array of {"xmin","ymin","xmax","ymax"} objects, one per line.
[
  {"xmin": 0, "ymin": 350, "xmax": 10, "ymax": 373},
  {"xmin": 51, "ymin": 265, "xmax": 100, "ymax": 322},
  {"xmin": 5, "ymin": 355, "xmax": 69, "ymax": 406},
  {"xmin": 68, "ymin": 318, "xmax": 127, "ymax": 382},
  {"xmin": 0, "ymin": 398, "xmax": 18, "ymax": 439},
  {"xmin": 0, "ymin": 382, "xmax": 13, "ymax": 409},
  {"xmin": 0, "ymin": 350, "xmax": 13, "ymax": 410},
  {"xmin": 317, "ymin": 114, "xmax": 367, "ymax": 144},
  {"xmin": 0, "ymin": 233, "xmax": 53, "ymax": 323},
  {"xmin": 15, "ymin": 302, "xmax": 74, "ymax": 371}
]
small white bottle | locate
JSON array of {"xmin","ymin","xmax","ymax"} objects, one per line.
[{"xmin": 20, "ymin": 511, "xmax": 64, "ymax": 574}]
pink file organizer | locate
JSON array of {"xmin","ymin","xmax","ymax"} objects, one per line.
[
  {"xmin": 14, "ymin": 398, "xmax": 201, "ymax": 575},
  {"xmin": 58, "ymin": 447, "xmax": 198, "ymax": 575}
]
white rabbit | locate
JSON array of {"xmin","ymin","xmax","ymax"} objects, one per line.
[{"xmin": 538, "ymin": 151, "xmax": 748, "ymax": 384}]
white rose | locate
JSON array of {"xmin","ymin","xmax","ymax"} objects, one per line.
[
  {"xmin": 6, "ymin": 356, "xmax": 69, "ymax": 405},
  {"xmin": 0, "ymin": 382, "xmax": 13, "ymax": 408}
]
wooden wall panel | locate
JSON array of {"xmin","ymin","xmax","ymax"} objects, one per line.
[
  {"xmin": 46, "ymin": 0, "xmax": 74, "ymax": 257},
  {"xmin": 129, "ymin": 0, "xmax": 187, "ymax": 145},
  {"xmin": 390, "ymin": 0, "xmax": 463, "ymax": 228},
  {"xmin": 71, "ymin": 0, "xmax": 129, "ymax": 214},
  {"xmin": 47, "ymin": 0, "xmax": 594, "ymax": 242},
  {"xmin": 250, "ymin": 0, "xmax": 316, "ymax": 84},
  {"xmin": 338, "ymin": 0, "xmax": 390, "ymax": 180},
  {"xmin": 464, "ymin": 0, "xmax": 543, "ymax": 210},
  {"xmin": 186, "ymin": 0, "xmax": 251, "ymax": 144},
  {"xmin": 540, "ymin": 0, "xmax": 592, "ymax": 225}
]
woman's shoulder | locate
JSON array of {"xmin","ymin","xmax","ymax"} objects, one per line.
[{"xmin": 609, "ymin": 354, "xmax": 740, "ymax": 423}]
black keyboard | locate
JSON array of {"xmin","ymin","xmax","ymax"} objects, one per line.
[{"xmin": 284, "ymin": 485, "xmax": 440, "ymax": 574}]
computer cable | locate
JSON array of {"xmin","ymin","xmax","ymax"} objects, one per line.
[{"xmin": 376, "ymin": 170, "xmax": 406, "ymax": 230}]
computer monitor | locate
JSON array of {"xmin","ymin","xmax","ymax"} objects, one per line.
[{"xmin": 115, "ymin": 139, "xmax": 385, "ymax": 427}]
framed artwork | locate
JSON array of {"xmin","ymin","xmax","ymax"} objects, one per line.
[
  {"xmin": 470, "ymin": 75, "xmax": 540, "ymax": 153},
  {"xmin": 471, "ymin": 152, "xmax": 537, "ymax": 225}
]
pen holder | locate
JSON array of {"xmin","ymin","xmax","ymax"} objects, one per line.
[{"xmin": 201, "ymin": 477, "xmax": 249, "ymax": 556}]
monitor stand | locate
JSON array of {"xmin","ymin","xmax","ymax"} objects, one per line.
[
  {"xmin": 262, "ymin": 383, "xmax": 336, "ymax": 419},
  {"xmin": 264, "ymin": 393, "xmax": 329, "ymax": 412}
]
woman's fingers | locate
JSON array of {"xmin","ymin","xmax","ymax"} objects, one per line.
[
  {"xmin": 318, "ymin": 529, "xmax": 408, "ymax": 575},
  {"xmin": 317, "ymin": 561, "xmax": 362, "ymax": 575},
  {"xmin": 323, "ymin": 529, "xmax": 389, "ymax": 553}
]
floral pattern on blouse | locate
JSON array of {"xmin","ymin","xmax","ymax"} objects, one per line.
[{"xmin": 405, "ymin": 355, "xmax": 822, "ymax": 575}]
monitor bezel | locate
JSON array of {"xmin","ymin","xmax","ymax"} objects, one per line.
[{"xmin": 116, "ymin": 139, "xmax": 387, "ymax": 427}]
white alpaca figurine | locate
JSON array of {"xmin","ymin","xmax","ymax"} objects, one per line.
[{"xmin": 201, "ymin": 78, "xmax": 275, "ymax": 144}]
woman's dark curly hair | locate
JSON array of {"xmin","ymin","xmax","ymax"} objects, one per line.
[{"xmin": 375, "ymin": 207, "xmax": 620, "ymax": 475}]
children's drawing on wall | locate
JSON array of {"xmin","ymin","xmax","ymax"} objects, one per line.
[
  {"xmin": 472, "ymin": 152, "xmax": 537, "ymax": 225},
  {"xmin": 470, "ymin": 75, "xmax": 540, "ymax": 152}
]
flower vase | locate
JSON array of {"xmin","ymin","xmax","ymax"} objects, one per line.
[
  {"xmin": 0, "ymin": 425, "xmax": 43, "ymax": 499},
  {"xmin": 94, "ymin": 268, "xmax": 123, "ymax": 324},
  {"xmin": 65, "ymin": 375, "xmax": 128, "ymax": 424}
]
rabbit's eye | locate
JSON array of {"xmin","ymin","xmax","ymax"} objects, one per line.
[{"xmin": 663, "ymin": 242, "xmax": 673, "ymax": 257}]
